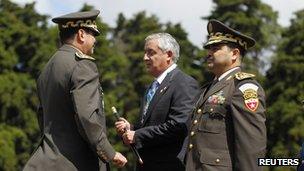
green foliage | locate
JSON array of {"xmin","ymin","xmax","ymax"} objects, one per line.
[
  {"xmin": 265, "ymin": 9, "xmax": 304, "ymax": 171},
  {"xmin": 0, "ymin": 0, "xmax": 53, "ymax": 170},
  {"xmin": 0, "ymin": 124, "xmax": 30, "ymax": 171}
]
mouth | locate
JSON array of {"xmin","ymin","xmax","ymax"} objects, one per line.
[
  {"xmin": 205, "ymin": 56, "xmax": 213, "ymax": 63},
  {"xmin": 145, "ymin": 61, "xmax": 151, "ymax": 66}
]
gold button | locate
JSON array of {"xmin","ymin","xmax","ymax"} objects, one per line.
[
  {"xmin": 215, "ymin": 158, "xmax": 220, "ymax": 163},
  {"xmin": 189, "ymin": 144, "xmax": 193, "ymax": 149},
  {"xmin": 197, "ymin": 109, "xmax": 202, "ymax": 114},
  {"xmin": 193, "ymin": 120, "xmax": 198, "ymax": 124},
  {"xmin": 210, "ymin": 108, "xmax": 214, "ymax": 112},
  {"xmin": 190, "ymin": 131, "xmax": 195, "ymax": 136}
]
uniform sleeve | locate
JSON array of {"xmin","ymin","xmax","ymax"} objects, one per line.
[
  {"xmin": 134, "ymin": 78, "xmax": 200, "ymax": 148},
  {"xmin": 36, "ymin": 104, "xmax": 43, "ymax": 132},
  {"xmin": 231, "ymin": 80, "xmax": 267, "ymax": 171},
  {"xmin": 70, "ymin": 60, "xmax": 116, "ymax": 162},
  {"xmin": 36, "ymin": 83, "xmax": 44, "ymax": 133}
]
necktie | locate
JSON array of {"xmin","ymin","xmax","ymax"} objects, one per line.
[
  {"xmin": 146, "ymin": 81, "xmax": 159, "ymax": 104},
  {"xmin": 142, "ymin": 80, "xmax": 160, "ymax": 122}
]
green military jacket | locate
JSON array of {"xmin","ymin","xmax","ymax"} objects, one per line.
[
  {"xmin": 186, "ymin": 68, "xmax": 266, "ymax": 171},
  {"xmin": 24, "ymin": 44, "xmax": 115, "ymax": 171}
]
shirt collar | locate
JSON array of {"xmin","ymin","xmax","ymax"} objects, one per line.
[
  {"xmin": 155, "ymin": 63, "xmax": 177, "ymax": 84},
  {"xmin": 217, "ymin": 67, "xmax": 240, "ymax": 81}
]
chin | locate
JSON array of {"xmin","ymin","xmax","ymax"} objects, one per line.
[
  {"xmin": 90, "ymin": 50, "xmax": 94, "ymax": 55},
  {"xmin": 207, "ymin": 63, "xmax": 213, "ymax": 68}
]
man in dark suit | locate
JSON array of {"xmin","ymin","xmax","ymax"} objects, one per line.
[
  {"xmin": 115, "ymin": 33, "xmax": 200, "ymax": 171},
  {"xmin": 184, "ymin": 20, "xmax": 267, "ymax": 171},
  {"xmin": 23, "ymin": 10, "xmax": 127, "ymax": 171}
]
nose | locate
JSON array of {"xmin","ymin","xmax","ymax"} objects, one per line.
[
  {"xmin": 93, "ymin": 36, "xmax": 96, "ymax": 42},
  {"xmin": 207, "ymin": 49, "xmax": 213, "ymax": 56},
  {"xmin": 143, "ymin": 53, "xmax": 149, "ymax": 61}
]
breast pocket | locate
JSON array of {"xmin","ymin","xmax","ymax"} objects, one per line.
[{"xmin": 198, "ymin": 105, "xmax": 227, "ymax": 134}]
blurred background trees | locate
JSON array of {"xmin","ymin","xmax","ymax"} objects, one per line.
[{"xmin": 0, "ymin": 0, "xmax": 303, "ymax": 170}]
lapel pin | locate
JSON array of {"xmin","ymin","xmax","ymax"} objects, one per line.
[{"xmin": 160, "ymin": 86, "xmax": 167, "ymax": 93}]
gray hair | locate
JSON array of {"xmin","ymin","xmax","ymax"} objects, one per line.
[{"xmin": 145, "ymin": 33, "xmax": 180, "ymax": 63}]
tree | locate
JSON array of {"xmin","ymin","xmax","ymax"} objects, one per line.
[
  {"xmin": 265, "ymin": 9, "xmax": 304, "ymax": 171},
  {"xmin": 0, "ymin": 0, "xmax": 54, "ymax": 170}
]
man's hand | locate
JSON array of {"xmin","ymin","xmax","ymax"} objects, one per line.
[
  {"xmin": 122, "ymin": 130, "xmax": 135, "ymax": 145},
  {"xmin": 112, "ymin": 152, "xmax": 127, "ymax": 168},
  {"xmin": 115, "ymin": 117, "xmax": 130, "ymax": 135}
]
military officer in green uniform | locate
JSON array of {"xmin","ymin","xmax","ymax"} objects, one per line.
[
  {"xmin": 184, "ymin": 19, "xmax": 267, "ymax": 171},
  {"xmin": 23, "ymin": 10, "xmax": 127, "ymax": 171}
]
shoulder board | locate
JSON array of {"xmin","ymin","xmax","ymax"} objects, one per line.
[
  {"xmin": 75, "ymin": 52, "xmax": 95, "ymax": 61},
  {"xmin": 234, "ymin": 72, "xmax": 255, "ymax": 80}
]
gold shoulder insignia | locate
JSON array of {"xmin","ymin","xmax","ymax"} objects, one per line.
[
  {"xmin": 75, "ymin": 51, "xmax": 95, "ymax": 61},
  {"xmin": 235, "ymin": 72, "xmax": 255, "ymax": 80}
]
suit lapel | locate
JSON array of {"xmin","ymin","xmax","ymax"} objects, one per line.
[{"xmin": 142, "ymin": 68, "xmax": 179, "ymax": 125}]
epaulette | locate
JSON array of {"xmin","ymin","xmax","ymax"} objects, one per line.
[
  {"xmin": 75, "ymin": 51, "xmax": 95, "ymax": 61},
  {"xmin": 235, "ymin": 72, "xmax": 255, "ymax": 80}
]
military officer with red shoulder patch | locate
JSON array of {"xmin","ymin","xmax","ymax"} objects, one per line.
[{"xmin": 184, "ymin": 19, "xmax": 267, "ymax": 171}]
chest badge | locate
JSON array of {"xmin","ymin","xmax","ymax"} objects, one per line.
[{"xmin": 207, "ymin": 90, "xmax": 226, "ymax": 105}]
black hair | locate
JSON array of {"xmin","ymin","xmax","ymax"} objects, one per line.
[
  {"xmin": 59, "ymin": 27, "xmax": 79, "ymax": 44},
  {"xmin": 226, "ymin": 42, "xmax": 246, "ymax": 58},
  {"xmin": 59, "ymin": 27, "xmax": 97, "ymax": 44}
]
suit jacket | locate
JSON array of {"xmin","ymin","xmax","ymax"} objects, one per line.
[
  {"xmin": 23, "ymin": 44, "xmax": 116, "ymax": 171},
  {"xmin": 185, "ymin": 68, "xmax": 267, "ymax": 171},
  {"xmin": 133, "ymin": 67, "xmax": 200, "ymax": 171}
]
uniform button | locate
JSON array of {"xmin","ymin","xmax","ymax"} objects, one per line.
[
  {"xmin": 189, "ymin": 144, "xmax": 193, "ymax": 149},
  {"xmin": 190, "ymin": 131, "xmax": 195, "ymax": 136},
  {"xmin": 197, "ymin": 109, "xmax": 202, "ymax": 114},
  {"xmin": 193, "ymin": 120, "xmax": 198, "ymax": 124},
  {"xmin": 210, "ymin": 108, "xmax": 214, "ymax": 112},
  {"xmin": 215, "ymin": 158, "xmax": 220, "ymax": 163}
]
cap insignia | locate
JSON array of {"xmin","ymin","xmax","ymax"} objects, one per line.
[
  {"xmin": 208, "ymin": 32, "xmax": 248, "ymax": 50},
  {"xmin": 208, "ymin": 22, "xmax": 213, "ymax": 33},
  {"xmin": 61, "ymin": 19, "xmax": 97, "ymax": 30}
]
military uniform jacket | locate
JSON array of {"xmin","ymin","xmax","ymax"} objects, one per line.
[
  {"xmin": 185, "ymin": 68, "xmax": 267, "ymax": 171},
  {"xmin": 24, "ymin": 44, "xmax": 115, "ymax": 171},
  {"xmin": 134, "ymin": 68, "xmax": 200, "ymax": 171}
]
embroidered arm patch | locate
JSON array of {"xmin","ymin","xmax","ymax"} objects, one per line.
[{"xmin": 239, "ymin": 83, "xmax": 259, "ymax": 112}]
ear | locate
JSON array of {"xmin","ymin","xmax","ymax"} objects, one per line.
[
  {"xmin": 77, "ymin": 29, "xmax": 86, "ymax": 43},
  {"xmin": 166, "ymin": 50, "xmax": 173, "ymax": 62},
  {"xmin": 231, "ymin": 48, "xmax": 240, "ymax": 61}
]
